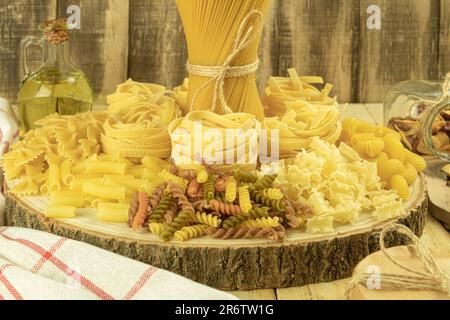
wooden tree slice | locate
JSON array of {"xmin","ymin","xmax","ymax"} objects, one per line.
[
  {"xmin": 348, "ymin": 246, "xmax": 450, "ymax": 300},
  {"xmin": 424, "ymin": 158, "xmax": 450, "ymax": 230},
  {"xmin": 5, "ymin": 176, "xmax": 428, "ymax": 291}
]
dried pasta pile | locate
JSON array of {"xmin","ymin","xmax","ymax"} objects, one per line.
[
  {"xmin": 273, "ymin": 138, "xmax": 406, "ymax": 233},
  {"xmin": 341, "ymin": 118, "xmax": 427, "ymax": 199},
  {"xmin": 102, "ymin": 80, "xmax": 179, "ymax": 160},
  {"xmin": 168, "ymin": 111, "xmax": 260, "ymax": 171},
  {"xmin": 128, "ymin": 165, "xmax": 313, "ymax": 242},
  {"xmin": 263, "ymin": 68, "xmax": 337, "ymax": 117},
  {"xmin": 2, "ymin": 111, "xmax": 107, "ymax": 196}
]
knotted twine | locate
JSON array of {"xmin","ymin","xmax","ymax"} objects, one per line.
[
  {"xmin": 409, "ymin": 72, "xmax": 450, "ymax": 107},
  {"xmin": 186, "ymin": 10, "xmax": 263, "ymax": 115},
  {"xmin": 346, "ymin": 224, "xmax": 450, "ymax": 298}
]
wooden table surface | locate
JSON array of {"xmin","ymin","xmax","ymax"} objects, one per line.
[{"xmin": 227, "ymin": 103, "xmax": 450, "ymax": 300}]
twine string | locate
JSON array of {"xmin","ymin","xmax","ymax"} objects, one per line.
[
  {"xmin": 186, "ymin": 10, "xmax": 263, "ymax": 115},
  {"xmin": 346, "ymin": 224, "xmax": 450, "ymax": 298},
  {"xmin": 408, "ymin": 72, "xmax": 450, "ymax": 105}
]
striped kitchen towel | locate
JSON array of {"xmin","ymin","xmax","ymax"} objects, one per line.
[{"xmin": 0, "ymin": 227, "xmax": 238, "ymax": 300}]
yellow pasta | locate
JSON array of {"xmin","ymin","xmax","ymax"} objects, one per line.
[
  {"xmin": 174, "ymin": 225, "xmax": 208, "ymax": 241},
  {"xmin": 48, "ymin": 163, "xmax": 61, "ymax": 193},
  {"xmin": 262, "ymin": 188, "xmax": 283, "ymax": 201},
  {"xmin": 403, "ymin": 164, "xmax": 418, "ymax": 185},
  {"xmin": 142, "ymin": 156, "xmax": 170, "ymax": 171},
  {"xmin": 60, "ymin": 160, "xmax": 75, "ymax": 186},
  {"xmin": 196, "ymin": 167, "xmax": 209, "ymax": 184},
  {"xmin": 85, "ymin": 161, "xmax": 127, "ymax": 175},
  {"xmin": 82, "ymin": 182, "xmax": 126, "ymax": 200},
  {"xmin": 377, "ymin": 159, "xmax": 406, "ymax": 183},
  {"xmin": 96, "ymin": 202, "xmax": 129, "ymax": 223},
  {"xmin": 45, "ymin": 205, "xmax": 76, "ymax": 219},
  {"xmin": 69, "ymin": 178, "xmax": 103, "ymax": 192},
  {"xmin": 389, "ymin": 175, "xmax": 410, "ymax": 200},
  {"xmin": 191, "ymin": 212, "xmax": 221, "ymax": 228},
  {"xmin": 159, "ymin": 169, "xmax": 187, "ymax": 189},
  {"xmin": 383, "ymin": 137, "xmax": 406, "ymax": 162},
  {"xmin": 49, "ymin": 191, "xmax": 84, "ymax": 208},
  {"xmin": 225, "ymin": 177, "xmax": 237, "ymax": 202},
  {"xmin": 149, "ymin": 223, "xmax": 166, "ymax": 235},
  {"xmin": 242, "ymin": 217, "xmax": 280, "ymax": 228},
  {"xmin": 238, "ymin": 186, "xmax": 252, "ymax": 214},
  {"xmin": 404, "ymin": 150, "xmax": 427, "ymax": 172}
]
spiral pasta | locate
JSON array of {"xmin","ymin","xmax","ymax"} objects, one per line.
[
  {"xmin": 261, "ymin": 188, "xmax": 283, "ymax": 201},
  {"xmin": 224, "ymin": 177, "xmax": 237, "ymax": 202},
  {"xmin": 148, "ymin": 192, "xmax": 173, "ymax": 224},
  {"xmin": 207, "ymin": 226, "xmax": 285, "ymax": 241},
  {"xmin": 174, "ymin": 225, "xmax": 208, "ymax": 241},
  {"xmin": 191, "ymin": 212, "xmax": 222, "ymax": 228},
  {"xmin": 222, "ymin": 207, "xmax": 269, "ymax": 230},
  {"xmin": 131, "ymin": 192, "xmax": 149, "ymax": 229},
  {"xmin": 148, "ymin": 223, "xmax": 166, "ymax": 235},
  {"xmin": 196, "ymin": 167, "xmax": 209, "ymax": 184},
  {"xmin": 208, "ymin": 199, "xmax": 242, "ymax": 215},
  {"xmin": 254, "ymin": 175, "xmax": 276, "ymax": 191},
  {"xmin": 204, "ymin": 174, "xmax": 218, "ymax": 200},
  {"xmin": 159, "ymin": 169, "xmax": 187, "ymax": 190},
  {"xmin": 238, "ymin": 186, "xmax": 252, "ymax": 213},
  {"xmin": 161, "ymin": 210, "xmax": 193, "ymax": 241},
  {"xmin": 233, "ymin": 170, "xmax": 257, "ymax": 183},
  {"xmin": 242, "ymin": 217, "xmax": 280, "ymax": 228}
]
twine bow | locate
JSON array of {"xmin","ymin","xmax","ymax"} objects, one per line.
[
  {"xmin": 186, "ymin": 10, "xmax": 263, "ymax": 115},
  {"xmin": 409, "ymin": 73, "xmax": 450, "ymax": 106},
  {"xmin": 346, "ymin": 224, "xmax": 450, "ymax": 298}
]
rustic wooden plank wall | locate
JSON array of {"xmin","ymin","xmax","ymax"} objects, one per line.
[{"xmin": 0, "ymin": 0, "xmax": 448, "ymax": 105}]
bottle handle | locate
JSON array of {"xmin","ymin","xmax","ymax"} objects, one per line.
[
  {"xmin": 19, "ymin": 36, "xmax": 45, "ymax": 82},
  {"xmin": 422, "ymin": 99, "xmax": 450, "ymax": 161}
]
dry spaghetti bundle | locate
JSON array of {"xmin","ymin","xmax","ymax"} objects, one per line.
[
  {"xmin": 102, "ymin": 80, "xmax": 180, "ymax": 160},
  {"xmin": 176, "ymin": 0, "xmax": 271, "ymax": 120},
  {"xmin": 263, "ymin": 68, "xmax": 337, "ymax": 117}
]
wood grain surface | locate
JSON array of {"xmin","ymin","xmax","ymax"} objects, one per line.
[
  {"xmin": 1, "ymin": 1, "xmax": 448, "ymax": 104},
  {"xmin": 57, "ymin": 0, "xmax": 129, "ymax": 102}
]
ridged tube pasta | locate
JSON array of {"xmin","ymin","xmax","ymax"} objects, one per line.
[
  {"xmin": 242, "ymin": 217, "xmax": 280, "ymax": 228},
  {"xmin": 49, "ymin": 191, "xmax": 84, "ymax": 208},
  {"xmin": 85, "ymin": 161, "xmax": 127, "ymax": 175},
  {"xmin": 383, "ymin": 137, "xmax": 406, "ymax": 162},
  {"xmin": 261, "ymin": 188, "xmax": 283, "ymax": 200},
  {"xmin": 60, "ymin": 160, "xmax": 75, "ymax": 186},
  {"xmin": 45, "ymin": 205, "xmax": 76, "ymax": 218},
  {"xmin": 174, "ymin": 225, "xmax": 208, "ymax": 241},
  {"xmin": 97, "ymin": 203, "xmax": 130, "ymax": 223},
  {"xmin": 403, "ymin": 164, "xmax": 418, "ymax": 185},
  {"xmin": 48, "ymin": 163, "xmax": 61, "ymax": 193},
  {"xmin": 377, "ymin": 159, "xmax": 405, "ymax": 183},
  {"xmin": 389, "ymin": 175, "xmax": 410, "ymax": 200},
  {"xmin": 404, "ymin": 150, "xmax": 427, "ymax": 172},
  {"xmin": 192, "ymin": 212, "xmax": 222, "ymax": 228},
  {"xmin": 82, "ymin": 182, "xmax": 126, "ymax": 200},
  {"xmin": 238, "ymin": 186, "xmax": 252, "ymax": 214},
  {"xmin": 225, "ymin": 177, "xmax": 237, "ymax": 202}
]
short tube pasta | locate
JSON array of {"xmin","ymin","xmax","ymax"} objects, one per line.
[
  {"xmin": 82, "ymin": 181, "xmax": 126, "ymax": 200},
  {"xmin": 49, "ymin": 191, "xmax": 84, "ymax": 208},
  {"xmin": 48, "ymin": 163, "xmax": 61, "ymax": 193},
  {"xmin": 45, "ymin": 205, "xmax": 76, "ymax": 218},
  {"xmin": 85, "ymin": 161, "xmax": 127, "ymax": 175},
  {"xmin": 97, "ymin": 203, "xmax": 130, "ymax": 223},
  {"xmin": 60, "ymin": 160, "xmax": 75, "ymax": 186}
]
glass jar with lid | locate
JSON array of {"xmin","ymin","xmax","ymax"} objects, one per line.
[{"xmin": 384, "ymin": 74, "xmax": 450, "ymax": 161}]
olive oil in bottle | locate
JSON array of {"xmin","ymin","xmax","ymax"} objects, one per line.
[{"xmin": 18, "ymin": 19, "xmax": 93, "ymax": 133}]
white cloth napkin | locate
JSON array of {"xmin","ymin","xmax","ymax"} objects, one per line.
[
  {"xmin": 0, "ymin": 227, "xmax": 238, "ymax": 300},
  {"xmin": 0, "ymin": 97, "xmax": 18, "ymax": 226}
]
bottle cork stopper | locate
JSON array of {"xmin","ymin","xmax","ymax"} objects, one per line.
[{"xmin": 43, "ymin": 18, "xmax": 69, "ymax": 44}]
